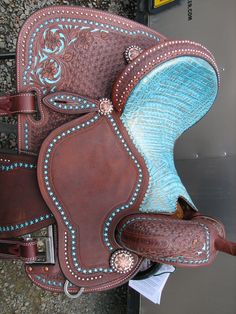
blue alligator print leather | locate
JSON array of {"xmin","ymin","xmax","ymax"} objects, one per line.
[{"xmin": 121, "ymin": 56, "xmax": 218, "ymax": 213}]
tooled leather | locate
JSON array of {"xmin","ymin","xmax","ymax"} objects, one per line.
[
  {"xmin": 194, "ymin": 215, "xmax": 225, "ymax": 239},
  {"xmin": 0, "ymin": 239, "xmax": 37, "ymax": 262},
  {"xmin": 37, "ymin": 111, "xmax": 149, "ymax": 291},
  {"xmin": 43, "ymin": 92, "xmax": 99, "ymax": 115},
  {"xmin": 17, "ymin": 6, "xmax": 165, "ymax": 154},
  {"xmin": 112, "ymin": 40, "xmax": 219, "ymax": 113},
  {"xmin": 0, "ymin": 153, "xmax": 54, "ymax": 238},
  {"xmin": 26, "ymin": 108, "xmax": 76, "ymax": 155},
  {"xmin": 116, "ymin": 214, "xmax": 225, "ymax": 266}
]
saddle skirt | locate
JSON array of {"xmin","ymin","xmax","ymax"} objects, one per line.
[{"xmin": 0, "ymin": 6, "xmax": 235, "ymax": 298}]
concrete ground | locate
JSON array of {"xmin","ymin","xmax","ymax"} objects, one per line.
[{"xmin": 0, "ymin": 1, "xmax": 136, "ymax": 313}]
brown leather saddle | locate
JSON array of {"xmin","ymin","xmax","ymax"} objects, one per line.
[{"xmin": 0, "ymin": 6, "xmax": 235, "ymax": 298}]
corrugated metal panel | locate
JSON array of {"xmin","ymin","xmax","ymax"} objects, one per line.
[{"xmin": 140, "ymin": 1, "xmax": 236, "ymax": 313}]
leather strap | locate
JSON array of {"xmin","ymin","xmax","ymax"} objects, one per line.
[
  {"xmin": 215, "ymin": 237, "xmax": 236, "ymax": 256},
  {"xmin": 116, "ymin": 212, "xmax": 233, "ymax": 267},
  {"xmin": 0, "ymin": 93, "xmax": 36, "ymax": 116},
  {"xmin": 43, "ymin": 92, "xmax": 100, "ymax": 115},
  {"xmin": 0, "ymin": 238, "xmax": 37, "ymax": 262},
  {"xmin": 0, "ymin": 153, "xmax": 54, "ymax": 239}
]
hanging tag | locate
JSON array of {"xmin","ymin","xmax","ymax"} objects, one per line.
[{"xmin": 129, "ymin": 264, "xmax": 175, "ymax": 304}]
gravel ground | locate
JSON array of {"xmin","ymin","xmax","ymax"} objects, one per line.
[
  {"xmin": 0, "ymin": 0, "xmax": 136, "ymax": 150},
  {"xmin": 0, "ymin": 1, "xmax": 136, "ymax": 313}
]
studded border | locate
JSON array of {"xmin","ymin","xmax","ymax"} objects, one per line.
[
  {"xmin": 22, "ymin": 15, "xmax": 160, "ymax": 68},
  {"xmin": 0, "ymin": 161, "xmax": 54, "ymax": 233},
  {"xmin": 34, "ymin": 275, "xmax": 65, "ymax": 288},
  {"xmin": 0, "ymin": 213, "xmax": 53, "ymax": 233},
  {"xmin": 47, "ymin": 94, "xmax": 97, "ymax": 111},
  {"xmin": 114, "ymin": 40, "xmax": 220, "ymax": 111},
  {"xmin": 0, "ymin": 162, "xmax": 36, "ymax": 172},
  {"xmin": 118, "ymin": 216, "xmax": 210, "ymax": 265},
  {"xmin": 43, "ymin": 113, "xmax": 143, "ymax": 274},
  {"xmin": 22, "ymin": 15, "xmax": 160, "ymax": 87},
  {"xmin": 24, "ymin": 122, "xmax": 29, "ymax": 150},
  {"xmin": 103, "ymin": 115, "xmax": 143, "ymax": 251}
]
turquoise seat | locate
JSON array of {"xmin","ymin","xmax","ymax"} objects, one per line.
[{"xmin": 121, "ymin": 56, "xmax": 218, "ymax": 213}]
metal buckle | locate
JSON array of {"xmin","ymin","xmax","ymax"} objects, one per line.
[{"xmin": 25, "ymin": 225, "xmax": 55, "ymax": 264}]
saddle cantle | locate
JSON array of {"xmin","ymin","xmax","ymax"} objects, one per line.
[{"xmin": 0, "ymin": 6, "xmax": 235, "ymax": 298}]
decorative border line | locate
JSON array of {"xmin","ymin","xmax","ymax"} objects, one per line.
[
  {"xmin": 22, "ymin": 16, "xmax": 160, "ymax": 86},
  {"xmin": 0, "ymin": 161, "xmax": 53, "ymax": 233},
  {"xmin": 103, "ymin": 115, "xmax": 143, "ymax": 251},
  {"xmin": 27, "ymin": 16, "xmax": 160, "ymax": 62},
  {"xmin": 48, "ymin": 94, "xmax": 97, "ymax": 111},
  {"xmin": 64, "ymin": 232, "xmax": 102, "ymax": 281},
  {"xmin": 118, "ymin": 216, "xmax": 210, "ymax": 265},
  {"xmin": 34, "ymin": 275, "xmax": 71, "ymax": 288},
  {"xmin": 114, "ymin": 41, "xmax": 219, "ymax": 111},
  {"xmin": 0, "ymin": 213, "xmax": 53, "ymax": 233},
  {"xmin": 0, "ymin": 157, "xmax": 11, "ymax": 163},
  {"xmin": 43, "ymin": 113, "xmax": 142, "ymax": 274},
  {"xmin": 0, "ymin": 162, "xmax": 36, "ymax": 172},
  {"xmin": 24, "ymin": 122, "xmax": 29, "ymax": 150}
]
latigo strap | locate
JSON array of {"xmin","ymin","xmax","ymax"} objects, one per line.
[
  {"xmin": 0, "ymin": 238, "xmax": 37, "ymax": 262},
  {"xmin": 0, "ymin": 93, "xmax": 36, "ymax": 116}
]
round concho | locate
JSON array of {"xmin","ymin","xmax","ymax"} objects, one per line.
[
  {"xmin": 99, "ymin": 98, "xmax": 113, "ymax": 115},
  {"xmin": 110, "ymin": 250, "xmax": 135, "ymax": 274},
  {"xmin": 124, "ymin": 45, "xmax": 143, "ymax": 63}
]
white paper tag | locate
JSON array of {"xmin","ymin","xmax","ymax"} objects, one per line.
[{"xmin": 129, "ymin": 264, "xmax": 175, "ymax": 304}]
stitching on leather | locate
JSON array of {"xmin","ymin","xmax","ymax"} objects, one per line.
[
  {"xmin": 16, "ymin": 8, "xmax": 163, "ymax": 132},
  {"xmin": 0, "ymin": 213, "xmax": 53, "ymax": 233},
  {"xmin": 42, "ymin": 113, "xmax": 142, "ymax": 275},
  {"xmin": 20, "ymin": 241, "xmax": 37, "ymax": 247},
  {"xmin": 28, "ymin": 274, "xmax": 79, "ymax": 293},
  {"xmin": 115, "ymin": 44, "xmax": 219, "ymax": 110},
  {"xmin": 85, "ymin": 259, "xmax": 142, "ymax": 292},
  {"xmin": 118, "ymin": 216, "xmax": 210, "ymax": 264},
  {"xmin": 11, "ymin": 93, "xmax": 34, "ymax": 98}
]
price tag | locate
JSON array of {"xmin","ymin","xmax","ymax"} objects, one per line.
[{"xmin": 129, "ymin": 264, "xmax": 175, "ymax": 304}]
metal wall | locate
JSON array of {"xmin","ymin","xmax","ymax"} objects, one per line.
[
  {"xmin": 149, "ymin": 0, "xmax": 236, "ymax": 160},
  {"xmin": 140, "ymin": 1, "xmax": 236, "ymax": 313}
]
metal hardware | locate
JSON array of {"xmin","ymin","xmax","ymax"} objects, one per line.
[
  {"xmin": 0, "ymin": 51, "xmax": 16, "ymax": 60},
  {"xmin": 26, "ymin": 225, "xmax": 55, "ymax": 264},
  {"xmin": 64, "ymin": 280, "xmax": 84, "ymax": 299}
]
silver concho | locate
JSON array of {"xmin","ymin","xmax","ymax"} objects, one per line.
[
  {"xmin": 110, "ymin": 250, "xmax": 134, "ymax": 274},
  {"xmin": 98, "ymin": 98, "xmax": 113, "ymax": 115},
  {"xmin": 124, "ymin": 45, "xmax": 143, "ymax": 63}
]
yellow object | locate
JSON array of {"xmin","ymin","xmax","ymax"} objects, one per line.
[{"xmin": 154, "ymin": 0, "xmax": 175, "ymax": 8}]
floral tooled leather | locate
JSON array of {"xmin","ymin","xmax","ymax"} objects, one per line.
[
  {"xmin": 116, "ymin": 214, "xmax": 226, "ymax": 267},
  {"xmin": 17, "ymin": 6, "xmax": 164, "ymax": 154},
  {"xmin": 33, "ymin": 27, "xmax": 109, "ymax": 91}
]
